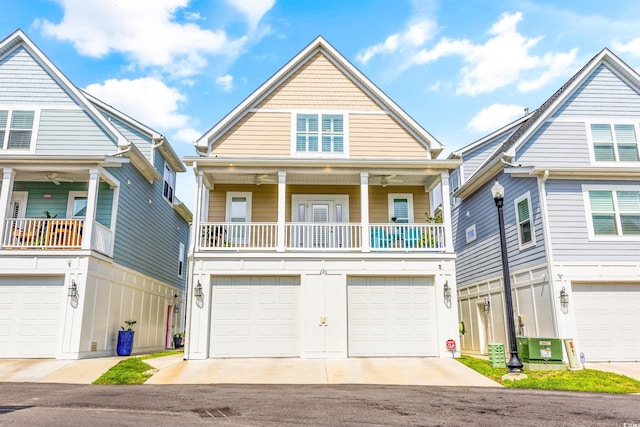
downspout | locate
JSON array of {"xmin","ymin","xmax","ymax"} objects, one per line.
[
  {"xmin": 536, "ymin": 169, "xmax": 561, "ymax": 337},
  {"xmin": 107, "ymin": 144, "xmax": 133, "ymax": 157}
]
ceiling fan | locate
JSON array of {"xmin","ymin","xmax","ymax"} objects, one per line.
[
  {"xmin": 45, "ymin": 172, "xmax": 74, "ymax": 185},
  {"xmin": 377, "ymin": 175, "xmax": 403, "ymax": 187},
  {"xmin": 253, "ymin": 174, "xmax": 277, "ymax": 185}
]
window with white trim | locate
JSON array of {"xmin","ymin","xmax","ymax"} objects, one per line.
[
  {"xmin": 67, "ymin": 191, "xmax": 88, "ymax": 218},
  {"xmin": 0, "ymin": 109, "xmax": 36, "ymax": 150},
  {"xmin": 178, "ymin": 242, "xmax": 185, "ymax": 277},
  {"xmin": 294, "ymin": 113, "xmax": 344, "ymax": 154},
  {"xmin": 388, "ymin": 194, "xmax": 414, "ymax": 223},
  {"xmin": 162, "ymin": 162, "xmax": 176, "ymax": 204},
  {"xmin": 226, "ymin": 192, "xmax": 252, "ymax": 242},
  {"xmin": 588, "ymin": 189, "xmax": 640, "ymax": 236},
  {"xmin": 590, "ymin": 123, "xmax": 640, "ymax": 162},
  {"xmin": 465, "ymin": 224, "xmax": 476, "ymax": 243},
  {"xmin": 514, "ymin": 192, "xmax": 535, "ymax": 249}
]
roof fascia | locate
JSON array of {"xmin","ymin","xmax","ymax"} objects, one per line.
[{"xmin": 454, "ymin": 153, "xmax": 510, "ymax": 200}]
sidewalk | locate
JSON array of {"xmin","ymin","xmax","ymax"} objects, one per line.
[{"xmin": 0, "ymin": 357, "xmax": 123, "ymax": 383}]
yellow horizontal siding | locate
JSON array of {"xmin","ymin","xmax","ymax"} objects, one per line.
[
  {"xmin": 257, "ymin": 53, "xmax": 381, "ymax": 110},
  {"xmin": 350, "ymin": 114, "xmax": 428, "ymax": 158},
  {"xmin": 208, "ymin": 185, "xmax": 429, "ymax": 224},
  {"xmin": 212, "ymin": 112, "xmax": 290, "ymax": 156}
]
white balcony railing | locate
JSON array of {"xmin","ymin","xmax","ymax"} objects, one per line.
[
  {"xmin": 198, "ymin": 222, "xmax": 446, "ymax": 252},
  {"xmin": 3, "ymin": 218, "xmax": 84, "ymax": 249},
  {"xmin": 92, "ymin": 221, "xmax": 114, "ymax": 257}
]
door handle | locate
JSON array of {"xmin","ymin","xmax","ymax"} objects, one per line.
[{"xmin": 319, "ymin": 316, "xmax": 327, "ymax": 326}]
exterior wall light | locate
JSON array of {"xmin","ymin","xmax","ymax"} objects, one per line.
[
  {"xmin": 194, "ymin": 281, "xmax": 204, "ymax": 299},
  {"xmin": 443, "ymin": 282, "xmax": 452, "ymax": 306},
  {"xmin": 68, "ymin": 280, "xmax": 78, "ymax": 298},
  {"xmin": 483, "ymin": 298, "xmax": 490, "ymax": 313},
  {"xmin": 560, "ymin": 287, "xmax": 569, "ymax": 310},
  {"xmin": 173, "ymin": 304, "xmax": 180, "ymax": 313}
]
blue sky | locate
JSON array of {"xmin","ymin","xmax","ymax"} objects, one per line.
[{"xmin": 2, "ymin": 0, "xmax": 640, "ymax": 208}]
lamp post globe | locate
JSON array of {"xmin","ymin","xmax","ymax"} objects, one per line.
[{"xmin": 491, "ymin": 180, "xmax": 524, "ymax": 373}]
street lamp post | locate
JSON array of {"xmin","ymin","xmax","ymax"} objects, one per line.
[{"xmin": 491, "ymin": 180, "xmax": 524, "ymax": 374}]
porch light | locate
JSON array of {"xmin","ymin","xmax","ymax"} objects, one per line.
[
  {"xmin": 173, "ymin": 304, "xmax": 180, "ymax": 314},
  {"xmin": 483, "ymin": 298, "xmax": 490, "ymax": 313},
  {"xmin": 443, "ymin": 282, "xmax": 452, "ymax": 306},
  {"xmin": 68, "ymin": 280, "xmax": 78, "ymax": 298},
  {"xmin": 194, "ymin": 281, "xmax": 204, "ymax": 299},
  {"xmin": 560, "ymin": 287, "xmax": 569, "ymax": 310}
]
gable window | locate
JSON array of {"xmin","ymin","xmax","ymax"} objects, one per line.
[
  {"xmin": 294, "ymin": 113, "xmax": 345, "ymax": 155},
  {"xmin": 163, "ymin": 163, "xmax": 176, "ymax": 204},
  {"xmin": 0, "ymin": 110, "xmax": 36, "ymax": 150},
  {"xmin": 590, "ymin": 123, "xmax": 640, "ymax": 162},
  {"xmin": 588, "ymin": 189, "xmax": 640, "ymax": 236},
  {"xmin": 388, "ymin": 194, "xmax": 414, "ymax": 223},
  {"xmin": 514, "ymin": 192, "xmax": 535, "ymax": 249}
]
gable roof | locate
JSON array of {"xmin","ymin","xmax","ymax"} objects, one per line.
[
  {"xmin": 195, "ymin": 36, "xmax": 443, "ymax": 157},
  {"xmin": 0, "ymin": 29, "xmax": 166, "ymax": 182},
  {"xmin": 455, "ymin": 47, "xmax": 640, "ymax": 199}
]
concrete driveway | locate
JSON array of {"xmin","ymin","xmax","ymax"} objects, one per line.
[
  {"xmin": 0, "ymin": 355, "xmax": 500, "ymax": 387},
  {"xmin": 585, "ymin": 362, "xmax": 640, "ymax": 381}
]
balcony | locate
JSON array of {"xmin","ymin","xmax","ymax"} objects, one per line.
[
  {"xmin": 2, "ymin": 218, "xmax": 113, "ymax": 257},
  {"xmin": 199, "ymin": 222, "xmax": 446, "ymax": 252}
]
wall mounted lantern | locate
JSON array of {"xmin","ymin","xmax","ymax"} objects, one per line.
[
  {"xmin": 443, "ymin": 282, "xmax": 452, "ymax": 306},
  {"xmin": 68, "ymin": 280, "xmax": 78, "ymax": 298},
  {"xmin": 194, "ymin": 281, "xmax": 204, "ymax": 299},
  {"xmin": 483, "ymin": 298, "xmax": 490, "ymax": 313},
  {"xmin": 560, "ymin": 287, "xmax": 569, "ymax": 310}
]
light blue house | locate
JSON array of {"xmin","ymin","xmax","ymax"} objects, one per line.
[
  {"xmin": 451, "ymin": 48, "xmax": 640, "ymax": 362},
  {"xmin": 0, "ymin": 30, "xmax": 191, "ymax": 359}
]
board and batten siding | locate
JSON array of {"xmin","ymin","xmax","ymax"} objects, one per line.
[
  {"xmin": 107, "ymin": 162, "xmax": 189, "ymax": 289},
  {"xmin": 545, "ymin": 179, "xmax": 640, "ymax": 263},
  {"xmin": 349, "ymin": 114, "xmax": 427, "ymax": 158},
  {"xmin": 553, "ymin": 63, "xmax": 640, "ymax": 118},
  {"xmin": 0, "ymin": 46, "xmax": 77, "ymax": 106},
  {"xmin": 35, "ymin": 109, "xmax": 117, "ymax": 155},
  {"xmin": 515, "ymin": 121, "xmax": 591, "ymax": 166},
  {"xmin": 257, "ymin": 52, "xmax": 381, "ymax": 111},
  {"xmin": 454, "ymin": 173, "xmax": 547, "ymax": 287},
  {"xmin": 211, "ymin": 112, "xmax": 290, "ymax": 156}
]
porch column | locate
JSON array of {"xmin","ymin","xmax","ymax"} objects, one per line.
[
  {"xmin": 439, "ymin": 171, "xmax": 453, "ymax": 252},
  {"xmin": 277, "ymin": 171, "xmax": 286, "ymax": 252},
  {"xmin": 190, "ymin": 171, "xmax": 205, "ymax": 253},
  {"xmin": 0, "ymin": 168, "xmax": 16, "ymax": 245},
  {"xmin": 81, "ymin": 168, "xmax": 100, "ymax": 250},
  {"xmin": 360, "ymin": 172, "xmax": 370, "ymax": 252}
]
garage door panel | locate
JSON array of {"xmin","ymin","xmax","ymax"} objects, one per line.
[
  {"xmin": 348, "ymin": 277, "xmax": 436, "ymax": 357},
  {"xmin": 210, "ymin": 277, "xmax": 300, "ymax": 357},
  {"xmin": 574, "ymin": 283, "xmax": 640, "ymax": 362}
]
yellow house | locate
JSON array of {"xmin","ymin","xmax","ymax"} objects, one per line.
[{"xmin": 184, "ymin": 36, "xmax": 461, "ymax": 359}]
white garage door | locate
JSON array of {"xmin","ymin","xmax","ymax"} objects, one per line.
[
  {"xmin": 348, "ymin": 277, "xmax": 437, "ymax": 356},
  {"xmin": 573, "ymin": 283, "xmax": 640, "ymax": 362},
  {"xmin": 210, "ymin": 276, "xmax": 300, "ymax": 357},
  {"xmin": 0, "ymin": 276, "xmax": 64, "ymax": 358}
]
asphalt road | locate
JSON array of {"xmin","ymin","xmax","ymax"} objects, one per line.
[{"xmin": 1, "ymin": 383, "xmax": 639, "ymax": 426}]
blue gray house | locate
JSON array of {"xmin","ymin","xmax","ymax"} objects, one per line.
[
  {"xmin": 0, "ymin": 30, "xmax": 191, "ymax": 359},
  {"xmin": 451, "ymin": 48, "xmax": 640, "ymax": 362}
]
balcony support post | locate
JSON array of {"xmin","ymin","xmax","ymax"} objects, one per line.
[
  {"xmin": 0, "ymin": 168, "xmax": 16, "ymax": 246},
  {"xmin": 439, "ymin": 171, "xmax": 453, "ymax": 252},
  {"xmin": 360, "ymin": 172, "xmax": 370, "ymax": 252},
  {"xmin": 277, "ymin": 171, "xmax": 286, "ymax": 252},
  {"xmin": 81, "ymin": 168, "xmax": 100, "ymax": 250}
]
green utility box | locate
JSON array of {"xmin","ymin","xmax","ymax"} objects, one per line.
[
  {"xmin": 516, "ymin": 337, "xmax": 563, "ymax": 364},
  {"xmin": 488, "ymin": 343, "xmax": 506, "ymax": 367}
]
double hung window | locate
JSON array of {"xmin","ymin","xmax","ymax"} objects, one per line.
[
  {"xmin": 590, "ymin": 123, "xmax": 640, "ymax": 162},
  {"xmin": 295, "ymin": 113, "xmax": 344, "ymax": 154},
  {"xmin": 163, "ymin": 163, "xmax": 176, "ymax": 204},
  {"xmin": 588, "ymin": 189, "xmax": 640, "ymax": 236},
  {"xmin": 0, "ymin": 110, "xmax": 36, "ymax": 150},
  {"xmin": 514, "ymin": 193, "xmax": 535, "ymax": 249}
]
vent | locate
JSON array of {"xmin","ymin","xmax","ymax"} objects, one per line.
[
  {"xmin": 90, "ymin": 341, "xmax": 98, "ymax": 352},
  {"xmin": 194, "ymin": 408, "xmax": 239, "ymax": 418}
]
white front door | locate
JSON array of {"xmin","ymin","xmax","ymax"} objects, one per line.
[
  {"xmin": 10, "ymin": 192, "xmax": 28, "ymax": 218},
  {"xmin": 304, "ymin": 274, "xmax": 347, "ymax": 358},
  {"xmin": 292, "ymin": 195, "xmax": 348, "ymax": 249}
]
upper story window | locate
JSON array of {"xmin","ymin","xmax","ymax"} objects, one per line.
[
  {"xmin": 163, "ymin": 162, "xmax": 176, "ymax": 204},
  {"xmin": 514, "ymin": 192, "xmax": 536, "ymax": 249},
  {"xmin": 388, "ymin": 194, "xmax": 414, "ymax": 223},
  {"xmin": 587, "ymin": 188, "xmax": 640, "ymax": 237},
  {"xmin": 0, "ymin": 109, "xmax": 36, "ymax": 150},
  {"xmin": 590, "ymin": 123, "xmax": 640, "ymax": 162},
  {"xmin": 293, "ymin": 113, "xmax": 346, "ymax": 156}
]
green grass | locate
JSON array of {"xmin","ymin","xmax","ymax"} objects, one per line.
[
  {"xmin": 93, "ymin": 350, "xmax": 183, "ymax": 385},
  {"xmin": 457, "ymin": 355, "xmax": 640, "ymax": 394}
]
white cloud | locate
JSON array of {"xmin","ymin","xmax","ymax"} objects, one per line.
[
  {"xmin": 85, "ymin": 77, "xmax": 189, "ymax": 131},
  {"xmin": 356, "ymin": 20, "xmax": 436, "ymax": 65},
  {"xmin": 37, "ymin": 0, "xmax": 247, "ymax": 77},
  {"xmin": 518, "ymin": 49, "xmax": 578, "ymax": 92},
  {"xmin": 612, "ymin": 38, "xmax": 640, "ymax": 57},
  {"xmin": 216, "ymin": 74, "xmax": 234, "ymax": 92},
  {"xmin": 172, "ymin": 127, "xmax": 202, "ymax": 145},
  {"xmin": 467, "ymin": 104, "xmax": 525, "ymax": 133},
  {"xmin": 226, "ymin": 0, "xmax": 275, "ymax": 30}
]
